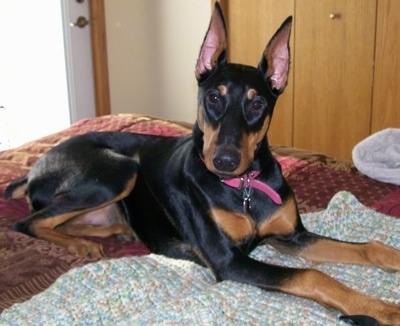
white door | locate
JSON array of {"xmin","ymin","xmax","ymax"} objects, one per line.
[
  {"xmin": 62, "ymin": 0, "xmax": 96, "ymax": 122},
  {"xmin": 0, "ymin": 0, "xmax": 95, "ymax": 150}
]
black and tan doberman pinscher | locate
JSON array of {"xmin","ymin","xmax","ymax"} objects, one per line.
[{"xmin": 5, "ymin": 3, "xmax": 400, "ymax": 325}]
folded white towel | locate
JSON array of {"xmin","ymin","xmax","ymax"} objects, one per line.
[{"xmin": 352, "ymin": 128, "xmax": 400, "ymax": 185}]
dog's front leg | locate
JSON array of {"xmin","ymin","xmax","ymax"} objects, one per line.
[
  {"xmin": 279, "ymin": 267, "xmax": 400, "ymax": 326},
  {"xmin": 301, "ymin": 236, "xmax": 400, "ymax": 272},
  {"xmin": 267, "ymin": 231, "xmax": 400, "ymax": 272},
  {"xmin": 220, "ymin": 252, "xmax": 400, "ymax": 325},
  {"xmin": 261, "ymin": 230, "xmax": 400, "ymax": 325}
]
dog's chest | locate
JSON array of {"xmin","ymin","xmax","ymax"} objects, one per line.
[{"xmin": 208, "ymin": 190, "xmax": 296, "ymax": 244}]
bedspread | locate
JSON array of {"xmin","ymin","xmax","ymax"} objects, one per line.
[
  {"xmin": 1, "ymin": 192, "xmax": 399, "ymax": 325},
  {"xmin": 0, "ymin": 114, "xmax": 399, "ymax": 314}
]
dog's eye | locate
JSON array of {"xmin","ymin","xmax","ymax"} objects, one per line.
[
  {"xmin": 245, "ymin": 98, "xmax": 266, "ymax": 124},
  {"xmin": 251, "ymin": 100, "xmax": 264, "ymax": 111},
  {"xmin": 205, "ymin": 92, "xmax": 224, "ymax": 120},
  {"xmin": 247, "ymin": 98, "xmax": 266, "ymax": 113},
  {"xmin": 207, "ymin": 93, "xmax": 221, "ymax": 104}
]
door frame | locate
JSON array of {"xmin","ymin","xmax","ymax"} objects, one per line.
[{"xmin": 89, "ymin": 0, "xmax": 111, "ymax": 116}]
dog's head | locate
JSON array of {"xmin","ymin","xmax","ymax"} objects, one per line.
[{"xmin": 195, "ymin": 2, "xmax": 292, "ymax": 178}]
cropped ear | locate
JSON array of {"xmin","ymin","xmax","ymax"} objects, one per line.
[
  {"xmin": 258, "ymin": 16, "xmax": 292, "ymax": 93},
  {"xmin": 195, "ymin": 2, "xmax": 227, "ymax": 82}
]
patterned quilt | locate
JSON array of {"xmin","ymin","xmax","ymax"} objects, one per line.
[
  {"xmin": 1, "ymin": 192, "xmax": 399, "ymax": 325},
  {"xmin": 0, "ymin": 114, "xmax": 399, "ymax": 314}
]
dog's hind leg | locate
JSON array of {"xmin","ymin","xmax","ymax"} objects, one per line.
[
  {"xmin": 55, "ymin": 203, "xmax": 137, "ymax": 241},
  {"xmin": 4, "ymin": 175, "xmax": 28, "ymax": 199},
  {"xmin": 16, "ymin": 207, "xmax": 108, "ymax": 258},
  {"xmin": 14, "ymin": 174, "xmax": 138, "ymax": 258}
]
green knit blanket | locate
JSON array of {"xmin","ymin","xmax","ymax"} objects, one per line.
[{"xmin": 1, "ymin": 191, "xmax": 399, "ymax": 325}]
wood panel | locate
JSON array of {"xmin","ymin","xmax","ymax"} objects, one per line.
[
  {"xmin": 220, "ymin": 0, "xmax": 295, "ymax": 147},
  {"xmin": 89, "ymin": 0, "xmax": 111, "ymax": 116},
  {"xmin": 293, "ymin": 0, "xmax": 376, "ymax": 160},
  {"xmin": 371, "ymin": 0, "xmax": 400, "ymax": 133}
]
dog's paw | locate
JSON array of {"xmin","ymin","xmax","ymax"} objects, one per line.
[
  {"xmin": 67, "ymin": 239, "xmax": 105, "ymax": 258},
  {"xmin": 364, "ymin": 301, "xmax": 400, "ymax": 326},
  {"xmin": 385, "ymin": 307, "xmax": 400, "ymax": 326},
  {"xmin": 114, "ymin": 224, "xmax": 138, "ymax": 241},
  {"xmin": 340, "ymin": 315, "xmax": 379, "ymax": 326}
]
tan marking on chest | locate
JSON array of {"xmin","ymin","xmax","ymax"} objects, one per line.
[
  {"xmin": 257, "ymin": 197, "xmax": 298, "ymax": 237},
  {"xmin": 210, "ymin": 208, "xmax": 256, "ymax": 242}
]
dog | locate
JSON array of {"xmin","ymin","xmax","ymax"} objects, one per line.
[{"xmin": 5, "ymin": 3, "xmax": 400, "ymax": 325}]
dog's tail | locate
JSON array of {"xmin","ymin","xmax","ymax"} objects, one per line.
[{"xmin": 5, "ymin": 175, "xmax": 28, "ymax": 199}]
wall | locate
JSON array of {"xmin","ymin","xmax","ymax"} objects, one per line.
[{"xmin": 105, "ymin": 0, "xmax": 210, "ymax": 122}]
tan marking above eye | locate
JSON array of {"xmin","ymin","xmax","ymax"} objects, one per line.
[
  {"xmin": 247, "ymin": 88, "xmax": 257, "ymax": 100},
  {"xmin": 210, "ymin": 208, "xmax": 255, "ymax": 242},
  {"xmin": 218, "ymin": 85, "xmax": 227, "ymax": 96}
]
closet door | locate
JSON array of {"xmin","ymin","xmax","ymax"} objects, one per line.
[
  {"xmin": 371, "ymin": 0, "xmax": 400, "ymax": 133},
  {"xmin": 221, "ymin": 0, "xmax": 295, "ymax": 147},
  {"xmin": 293, "ymin": 0, "xmax": 376, "ymax": 160}
]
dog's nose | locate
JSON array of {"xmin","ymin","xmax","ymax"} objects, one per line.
[{"xmin": 213, "ymin": 148, "xmax": 240, "ymax": 172}]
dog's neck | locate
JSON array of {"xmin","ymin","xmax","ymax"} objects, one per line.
[{"xmin": 221, "ymin": 170, "xmax": 282, "ymax": 206}]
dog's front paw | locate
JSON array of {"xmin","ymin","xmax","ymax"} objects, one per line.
[
  {"xmin": 67, "ymin": 239, "xmax": 105, "ymax": 258},
  {"xmin": 385, "ymin": 307, "xmax": 400, "ymax": 326},
  {"xmin": 339, "ymin": 315, "xmax": 379, "ymax": 326},
  {"xmin": 365, "ymin": 301, "xmax": 400, "ymax": 326}
]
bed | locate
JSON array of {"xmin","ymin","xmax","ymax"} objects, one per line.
[{"xmin": 0, "ymin": 114, "xmax": 399, "ymax": 324}]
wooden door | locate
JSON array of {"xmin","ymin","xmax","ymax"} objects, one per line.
[
  {"xmin": 220, "ymin": 0, "xmax": 295, "ymax": 147},
  {"xmin": 371, "ymin": 0, "xmax": 400, "ymax": 133},
  {"xmin": 293, "ymin": 0, "xmax": 376, "ymax": 160},
  {"xmin": 90, "ymin": 0, "xmax": 111, "ymax": 116}
]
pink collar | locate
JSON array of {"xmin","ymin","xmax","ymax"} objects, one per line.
[{"xmin": 221, "ymin": 170, "xmax": 282, "ymax": 205}]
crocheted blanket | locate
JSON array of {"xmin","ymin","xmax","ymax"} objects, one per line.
[{"xmin": 1, "ymin": 191, "xmax": 399, "ymax": 325}]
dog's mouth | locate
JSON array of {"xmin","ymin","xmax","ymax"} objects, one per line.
[
  {"xmin": 212, "ymin": 165, "xmax": 259, "ymax": 183},
  {"xmin": 214, "ymin": 170, "xmax": 242, "ymax": 179}
]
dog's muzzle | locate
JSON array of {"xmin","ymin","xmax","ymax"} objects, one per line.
[{"xmin": 212, "ymin": 148, "xmax": 241, "ymax": 173}]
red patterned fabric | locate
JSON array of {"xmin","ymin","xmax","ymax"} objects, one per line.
[{"xmin": 273, "ymin": 147, "xmax": 399, "ymax": 216}]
